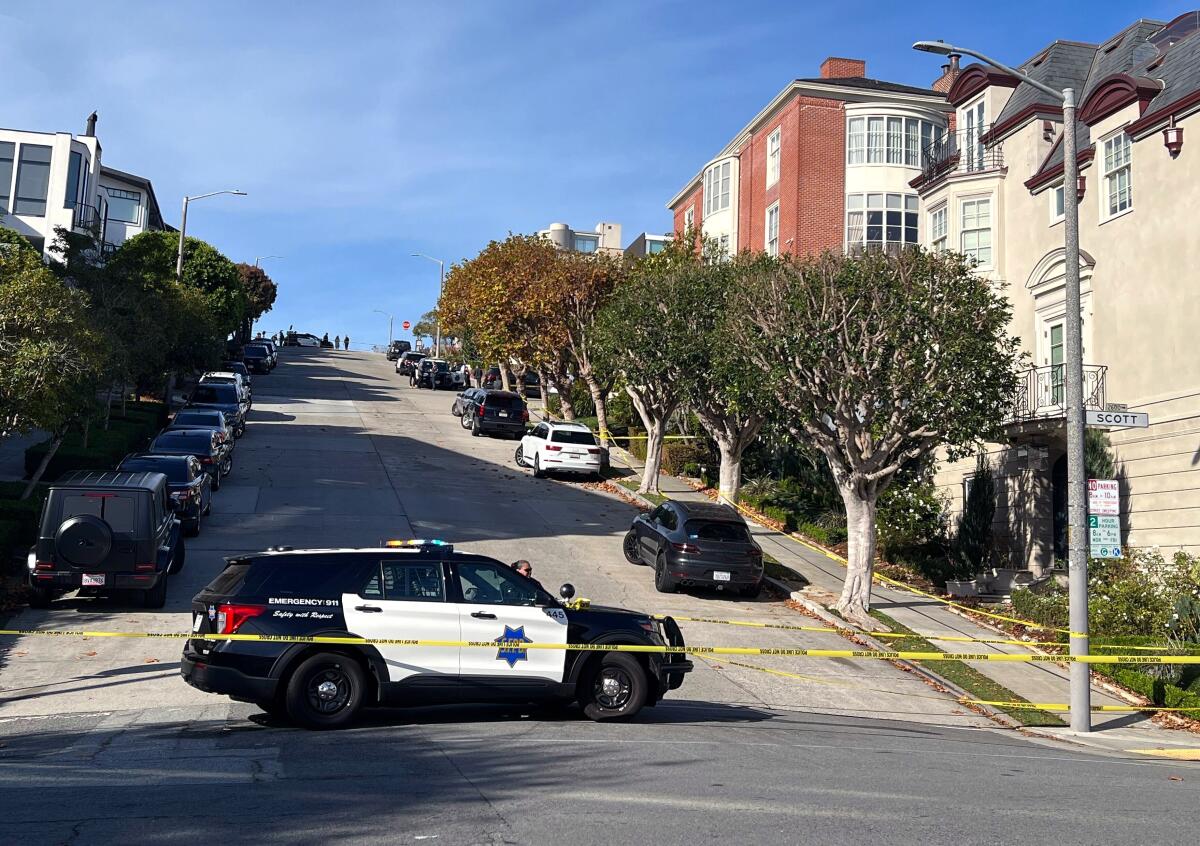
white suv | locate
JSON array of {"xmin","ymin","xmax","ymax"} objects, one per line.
[
  {"xmin": 199, "ymin": 371, "xmax": 251, "ymax": 406},
  {"xmin": 516, "ymin": 421, "xmax": 605, "ymax": 479}
]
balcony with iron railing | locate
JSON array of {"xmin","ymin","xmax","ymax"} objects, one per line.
[
  {"xmin": 918, "ymin": 125, "xmax": 1005, "ymax": 187},
  {"xmin": 71, "ymin": 201, "xmax": 105, "ymax": 236},
  {"xmin": 1005, "ymin": 363, "xmax": 1107, "ymax": 442}
]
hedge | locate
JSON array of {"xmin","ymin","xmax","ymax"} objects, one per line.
[
  {"xmin": 0, "ymin": 518, "xmax": 24, "ymax": 570},
  {"xmin": 661, "ymin": 443, "xmax": 710, "ymax": 476},
  {"xmin": 23, "ymin": 421, "xmax": 158, "ymax": 480},
  {"xmin": 1093, "ymin": 664, "xmax": 1200, "ymax": 719}
]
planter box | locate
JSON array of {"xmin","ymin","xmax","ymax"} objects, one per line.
[{"xmin": 945, "ymin": 579, "xmax": 978, "ymax": 598}]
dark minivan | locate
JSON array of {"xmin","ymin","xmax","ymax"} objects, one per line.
[
  {"xmin": 27, "ymin": 471, "xmax": 185, "ymax": 608},
  {"xmin": 459, "ymin": 390, "xmax": 528, "ymax": 438}
]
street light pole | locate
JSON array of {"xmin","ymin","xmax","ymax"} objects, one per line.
[
  {"xmin": 373, "ymin": 309, "xmax": 394, "ymax": 346},
  {"xmin": 175, "ymin": 189, "xmax": 247, "ymax": 279},
  {"xmin": 412, "ymin": 253, "xmax": 446, "ymax": 357},
  {"xmin": 913, "ymin": 41, "xmax": 1090, "ymax": 732},
  {"xmin": 254, "ymin": 255, "xmax": 283, "ymax": 268}
]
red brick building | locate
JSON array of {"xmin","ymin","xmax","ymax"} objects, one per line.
[{"xmin": 668, "ymin": 57, "xmax": 955, "ymax": 258}]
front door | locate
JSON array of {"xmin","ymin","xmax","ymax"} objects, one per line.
[
  {"xmin": 454, "ymin": 560, "xmax": 568, "ymax": 688},
  {"xmin": 341, "ymin": 559, "xmax": 460, "ymax": 687}
]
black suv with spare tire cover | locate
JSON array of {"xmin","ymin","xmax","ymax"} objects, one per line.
[
  {"xmin": 27, "ymin": 471, "xmax": 185, "ymax": 609},
  {"xmin": 182, "ymin": 542, "xmax": 692, "ymax": 729}
]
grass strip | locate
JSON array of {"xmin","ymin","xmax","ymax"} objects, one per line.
[
  {"xmin": 869, "ymin": 610, "xmax": 1067, "ymax": 728},
  {"xmin": 612, "ymin": 478, "xmax": 667, "ymax": 506}
]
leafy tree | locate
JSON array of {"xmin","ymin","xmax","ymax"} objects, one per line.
[
  {"xmin": 235, "ymin": 263, "xmax": 278, "ymax": 342},
  {"xmin": 412, "ymin": 310, "xmax": 439, "ymax": 346},
  {"xmin": 732, "ymin": 249, "xmax": 1022, "ymax": 624},
  {"xmin": 954, "ymin": 453, "xmax": 995, "ymax": 579}
]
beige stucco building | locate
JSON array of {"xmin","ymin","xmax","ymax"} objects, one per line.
[{"xmin": 915, "ymin": 13, "xmax": 1200, "ymax": 572}]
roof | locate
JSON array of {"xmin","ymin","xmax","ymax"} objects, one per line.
[
  {"xmin": 99, "ymin": 164, "xmax": 169, "ymax": 231},
  {"xmin": 53, "ymin": 470, "xmax": 167, "ymax": 491},
  {"xmin": 546, "ymin": 420, "xmax": 593, "ymax": 431},
  {"xmin": 796, "ymin": 76, "xmax": 941, "ymax": 97},
  {"xmin": 994, "ymin": 41, "xmax": 1099, "ymax": 129},
  {"xmin": 672, "ymin": 500, "xmax": 743, "ymax": 520}
]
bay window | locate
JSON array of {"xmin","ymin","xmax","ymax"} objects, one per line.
[
  {"xmin": 848, "ymin": 115, "xmax": 944, "ymax": 167},
  {"xmin": 704, "ymin": 161, "xmax": 731, "ymax": 216},
  {"xmin": 845, "ymin": 193, "xmax": 918, "ymax": 253}
]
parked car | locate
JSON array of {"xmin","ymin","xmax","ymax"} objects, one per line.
[
  {"xmin": 256, "ymin": 339, "xmax": 279, "ymax": 367},
  {"xmin": 451, "ymin": 387, "xmax": 483, "ymax": 416},
  {"xmin": 147, "ymin": 429, "xmax": 232, "ymax": 490},
  {"xmin": 200, "ymin": 371, "xmax": 251, "ymax": 407},
  {"xmin": 385, "ymin": 340, "xmax": 413, "ymax": 361},
  {"xmin": 187, "ymin": 382, "xmax": 249, "ymax": 438},
  {"xmin": 181, "ymin": 542, "xmax": 691, "ymax": 728},
  {"xmin": 285, "ymin": 332, "xmax": 321, "ymax": 348},
  {"xmin": 26, "ymin": 470, "xmax": 185, "ymax": 609},
  {"xmin": 416, "ymin": 358, "xmax": 457, "ymax": 390},
  {"xmin": 396, "ymin": 351, "xmax": 427, "ymax": 376},
  {"xmin": 482, "ymin": 367, "xmax": 541, "ymax": 397},
  {"xmin": 459, "ymin": 389, "xmax": 528, "ymax": 438},
  {"xmin": 623, "ymin": 501, "xmax": 764, "ymax": 597},
  {"xmin": 243, "ymin": 344, "xmax": 272, "ymax": 374},
  {"xmin": 165, "ymin": 409, "xmax": 234, "ymax": 449},
  {"xmin": 220, "ymin": 361, "xmax": 253, "ymax": 385},
  {"xmin": 117, "ymin": 454, "xmax": 212, "ymax": 537},
  {"xmin": 516, "ymin": 421, "xmax": 604, "ymax": 479}
]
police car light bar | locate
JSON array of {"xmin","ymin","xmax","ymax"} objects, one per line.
[{"xmin": 383, "ymin": 539, "xmax": 452, "ymax": 550}]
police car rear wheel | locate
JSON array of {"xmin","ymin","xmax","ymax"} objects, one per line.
[
  {"xmin": 285, "ymin": 653, "xmax": 365, "ymax": 729},
  {"xmin": 582, "ymin": 653, "xmax": 647, "ymax": 721}
]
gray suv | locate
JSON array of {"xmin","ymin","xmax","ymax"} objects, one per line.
[{"xmin": 27, "ymin": 471, "xmax": 186, "ymax": 609}]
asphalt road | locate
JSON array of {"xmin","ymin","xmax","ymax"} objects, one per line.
[{"xmin": 0, "ymin": 348, "xmax": 1195, "ymax": 845}]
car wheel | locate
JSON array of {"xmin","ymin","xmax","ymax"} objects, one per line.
[
  {"xmin": 654, "ymin": 553, "xmax": 676, "ymax": 593},
  {"xmin": 581, "ymin": 653, "xmax": 647, "ymax": 721},
  {"xmin": 460, "ymin": 413, "xmax": 473, "ymax": 430},
  {"xmin": 169, "ymin": 540, "xmax": 186, "ymax": 575},
  {"xmin": 185, "ymin": 514, "xmax": 201, "ymax": 538},
  {"xmin": 515, "ymin": 445, "xmax": 526, "ymax": 468},
  {"xmin": 27, "ymin": 584, "xmax": 54, "ymax": 609},
  {"xmin": 144, "ymin": 571, "xmax": 168, "ymax": 609},
  {"xmin": 533, "ymin": 454, "xmax": 545, "ymax": 479},
  {"xmin": 741, "ymin": 581, "xmax": 763, "ymax": 599},
  {"xmin": 221, "ymin": 456, "xmax": 233, "ymax": 477},
  {"xmin": 622, "ymin": 531, "xmax": 643, "ymax": 565},
  {"xmin": 285, "ymin": 652, "xmax": 365, "ymax": 730},
  {"xmin": 204, "ymin": 496, "xmax": 212, "ymax": 516}
]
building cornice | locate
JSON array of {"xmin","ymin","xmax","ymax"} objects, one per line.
[
  {"xmin": 1077, "ymin": 73, "xmax": 1161, "ymax": 125},
  {"xmin": 666, "ymin": 79, "xmax": 950, "ymax": 209},
  {"xmin": 1124, "ymin": 88, "xmax": 1200, "ymax": 137},
  {"xmin": 946, "ymin": 66, "xmax": 1019, "ymax": 107},
  {"xmin": 1024, "ymin": 147, "xmax": 1095, "ymax": 192}
]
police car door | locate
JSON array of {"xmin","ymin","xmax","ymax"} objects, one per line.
[
  {"xmin": 454, "ymin": 560, "xmax": 568, "ymax": 684},
  {"xmin": 341, "ymin": 558, "xmax": 460, "ymax": 685}
]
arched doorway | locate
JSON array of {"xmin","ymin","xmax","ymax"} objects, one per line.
[{"xmin": 1051, "ymin": 454, "xmax": 1068, "ymax": 562}]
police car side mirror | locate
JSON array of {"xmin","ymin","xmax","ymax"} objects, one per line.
[{"xmin": 559, "ymin": 583, "xmax": 575, "ymax": 600}]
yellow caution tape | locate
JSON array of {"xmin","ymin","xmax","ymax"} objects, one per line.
[{"xmin": 0, "ymin": 628, "xmax": 1197, "ymax": 664}]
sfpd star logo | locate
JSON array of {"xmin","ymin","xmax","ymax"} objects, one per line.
[{"xmin": 495, "ymin": 625, "xmax": 532, "ymax": 668}]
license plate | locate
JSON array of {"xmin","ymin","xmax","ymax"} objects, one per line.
[
  {"xmin": 497, "ymin": 411, "xmax": 508, "ymax": 417},
  {"xmin": 82, "ymin": 573, "xmax": 105, "ymax": 587},
  {"xmin": 192, "ymin": 614, "xmax": 203, "ymax": 632},
  {"xmin": 713, "ymin": 571, "xmax": 731, "ymax": 582}
]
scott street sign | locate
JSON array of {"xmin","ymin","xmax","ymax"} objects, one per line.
[{"xmin": 1086, "ymin": 409, "xmax": 1149, "ymax": 428}]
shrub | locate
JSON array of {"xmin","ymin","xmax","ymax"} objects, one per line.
[
  {"xmin": 0, "ymin": 518, "xmax": 25, "ymax": 570},
  {"xmin": 878, "ymin": 474, "xmax": 949, "ymax": 560},
  {"xmin": 661, "ymin": 443, "xmax": 710, "ymax": 476},
  {"xmin": 622, "ymin": 427, "xmax": 648, "ymax": 461},
  {"xmin": 741, "ymin": 476, "xmax": 782, "ymax": 502},
  {"xmin": 763, "ymin": 505, "xmax": 796, "ymax": 532},
  {"xmin": 1010, "ymin": 583, "xmax": 1070, "ymax": 630}
]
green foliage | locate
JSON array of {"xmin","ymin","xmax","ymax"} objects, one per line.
[
  {"xmin": 796, "ymin": 521, "xmax": 848, "ymax": 547},
  {"xmin": 1084, "ymin": 429, "xmax": 1117, "ymax": 480},
  {"xmin": 953, "ymin": 454, "xmax": 995, "ymax": 579},
  {"xmin": 412, "ymin": 309, "xmax": 438, "ymax": 343},
  {"xmin": 0, "ymin": 518, "xmax": 23, "ymax": 569},
  {"xmin": 24, "ymin": 411, "xmax": 159, "ymax": 480},
  {"xmin": 235, "ymin": 263, "xmax": 278, "ymax": 322},
  {"xmin": 660, "ymin": 442, "xmax": 712, "ymax": 476}
]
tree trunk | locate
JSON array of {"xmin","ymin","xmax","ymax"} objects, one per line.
[
  {"xmin": 833, "ymin": 486, "xmax": 879, "ymax": 627},
  {"xmin": 23, "ymin": 434, "xmax": 63, "ymax": 499},
  {"xmin": 82, "ymin": 415, "xmax": 91, "ymax": 449},
  {"xmin": 717, "ymin": 440, "xmax": 741, "ymax": 503},
  {"xmin": 584, "ymin": 374, "xmax": 608, "ymax": 446},
  {"xmin": 641, "ymin": 418, "xmax": 666, "ymax": 495},
  {"xmin": 103, "ymin": 385, "xmax": 114, "ymax": 430},
  {"xmin": 556, "ymin": 378, "xmax": 576, "ymax": 420},
  {"xmin": 499, "ymin": 364, "xmax": 512, "ymax": 393}
]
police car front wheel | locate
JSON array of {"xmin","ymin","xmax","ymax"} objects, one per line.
[
  {"xmin": 581, "ymin": 653, "xmax": 647, "ymax": 721},
  {"xmin": 284, "ymin": 652, "xmax": 366, "ymax": 729}
]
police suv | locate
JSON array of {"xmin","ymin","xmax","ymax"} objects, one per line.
[{"xmin": 182, "ymin": 541, "xmax": 692, "ymax": 728}]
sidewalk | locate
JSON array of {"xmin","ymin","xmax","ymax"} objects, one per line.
[
  {"xmin": 0, "ymin": 430, "xmax": 43, "ymax": 482},
  {"xmin": 609, "ymin": 448, "xmax": 1198, "ymax": 750}
]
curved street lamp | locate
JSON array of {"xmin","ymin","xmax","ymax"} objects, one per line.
[
  {"xmin": 175, "ymin": 189, "xmax": 247, "ymax": 278},
  {"xmin": 411, "ymin": 253, "xmax": 446, "ymax": 357}
]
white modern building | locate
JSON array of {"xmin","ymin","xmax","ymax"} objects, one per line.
[
  {"xmin": 624, "ymin": 232, "xmax": 671, "ymax": 257},
  {"xmin": 537, "ymin": 221, "xmax": 623, "ymax": 256}
]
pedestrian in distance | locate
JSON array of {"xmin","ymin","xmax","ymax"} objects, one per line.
[
  {"xmin": 334, "ymin": 335, "xmax": 341, "ymax": 350},
  {"xmin": 344, "ymin": 335, "xmax": 350, "ymax": 350}
]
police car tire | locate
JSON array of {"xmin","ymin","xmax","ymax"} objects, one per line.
[
  {"xmin": 285, "ymin": 652, "xmax": 365, "ymax": 730},
  {"xmin": 581, "ymin": 653, "xmax": 647, "ymax": 721}
]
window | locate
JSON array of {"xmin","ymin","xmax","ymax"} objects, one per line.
[
  {"xmin": 646, "ymin": 239, "xmax": 666, "ymax": 254},
  {"xmin": 683, "ymin": 207, "xmax": 694, "ymax": 231},
  {"xmin": 685, "ymin": 520, "xmax": 750, "ymax": 542},
  {"xmin": 60, "ymin": 492, "xmax": 137, "ymax": 534},
  {"xmin": 65, "ymin": 151, "xmax": 82, "ymax": 209},
  {"xmin": 0, "ymin": 141, "xmax": 13, "ymax": 213},
  {"xmin": 960, "ymin": 198, "xmax": 992, "ymax": 265},
  {"xmin": 929, "ymin": 206, "xmax": 947, "ymax": 251},
  {"xmin": 765, "ymin": 202, "xmax": 780, "ymax": 256},
  {"xmin": 105, "ymin": 187, "xmax": 141, "ymax": 224},
  {"xmin": 14, "ymin": 144, "xmax": 52, "ymax": 216},
  {"xmin": 382, "ymin": 562, "xmax": 445, "ymax": 602},
  {"xmin": 551, "ymin": 429, "xmax": 597, "ymax": 445},
  {"xmin": 845, "ymin": 193, "xmax": 918, "ymax": 253},
  {"xmin": 766, "ymin": 128, "xmax": 781, "ymax": 187},
  {"xmin": 850, "ymin": 116, "xmax": 942, "ymax": 167},
  {"xmin": 962, "ymin": 98, "xmax": 986, "ymax": 170},
  {"xmin": 847, "ymin": 117, "xmax": 865, "ymax": 164},
  {"xmin": 1050, "ymin": 184, "xmax": 1064, "ymax": 223},
  {"xmin": 704, "ymin": 161, "xmax": 731, "ymax": 216},
  {"xmin": 458, "ymin": 561, "xmax": 543, "ymax": 607},
  {"xmin": 1102, "ymin": 133, "xmax": 1132, "ymax": 217}
]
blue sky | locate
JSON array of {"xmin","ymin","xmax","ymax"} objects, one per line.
[{"xmin": 2, "ymin": 1, "xmax": 1185, "ymax": 347}]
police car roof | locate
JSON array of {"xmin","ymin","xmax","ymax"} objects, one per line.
[{"xmin": 228, "ymin": 543, "xmax": 461, "ymax": 564}]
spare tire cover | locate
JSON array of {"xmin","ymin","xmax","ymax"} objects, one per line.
[{"xmin": 55, "ymin": 515, "xmax": 114, "ymax": 568}]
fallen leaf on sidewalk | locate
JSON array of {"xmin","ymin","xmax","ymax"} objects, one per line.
[
  {"xmin": 143, "ymin": 657, "xmax": 160, "ymax": 664},
  {"xmin": 1169, "ymin": 776, "xmax": 1183, "ymax": 782},
  {"xmin": 81, "ymin": 651, "xmax": 97, "ymax": 657}
]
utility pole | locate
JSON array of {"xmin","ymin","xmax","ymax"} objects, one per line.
[{"xmin": 175, "ymin": 189, "xmax": 247, "ymax": 279}]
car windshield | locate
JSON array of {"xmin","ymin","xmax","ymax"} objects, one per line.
[
  {"xmin": 60, "ymin": 492, "xmax": 137, "ymax": 533},
  {"xmin": 551, "ymin": 430, "xmax": 595, "ymax": 445},
  {"xmin": 173, "ymin": 412, "xmax": 223, "ymax": 429},
  {"xmin": 685, "ymin": 520, "xmax": 751, "ymax": 543},
  {"xmin": 244, "ymin": 348, "xmax": 267, "ymax": 358},
  {"xmin": 153, "ymin": 432, "xmax": 213, "ymax": 453},
  {"xmin": 120, "ymin": 459, "xmax": 190, "ymax": 484},
  {"xmin": 432, "ymin": 361, "xmax": 449, "ymax": 373},
  {"xmin": 191, "ymin": 384, "xmax": 237, "ymax": 404}
]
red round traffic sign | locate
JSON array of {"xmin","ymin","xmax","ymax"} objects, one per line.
[{"xmin": 402, "ymin": 320, "xmax": 411, "ymax": 330}]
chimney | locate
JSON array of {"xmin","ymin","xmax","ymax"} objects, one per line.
[
  {"xmin": 931, "ymin": 54, "xmax": 961, "ymax": 93},
  {"xmin": 84, "ymin": 111, "xmax": 98, "ymax": 137},
  {"xmin": 820, "ymin": 57, "xmax": 866, "ymax": 79}
]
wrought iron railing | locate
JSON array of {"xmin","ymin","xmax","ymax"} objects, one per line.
[
  {"xmin": 72, "ymin": 202, "xmax": 103, "ymax": 234},
  {"xmin": 1008, "ymin": 364, "xmax": 1107, "ymax": 423},
  {"xmin": 920, "ymin": 125, "xmax": 1005, "ymax": 183}
]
